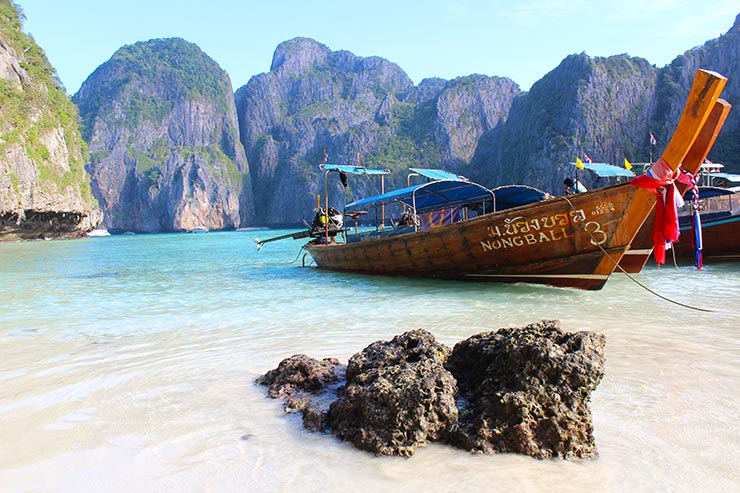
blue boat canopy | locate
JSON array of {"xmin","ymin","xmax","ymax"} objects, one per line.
[
  {"xmin": 320, "ymin": 163, "xmax": 390, "ymax": 175},
  {"xmin": 684, "ymin": 186, "xmax": 736, "ymax": 200},
  {"xmin": 408, "ymin": 168, "xmax": 467, "ymax": 181},
  {"xmin": 346, "ymin": 179, "xmax": 494, "ymax": 214},
  {"xmin": 490, "ymin": 185, "xmax": 548, "ymax": 209},
  {"xmin": 571, "ymin": 162, "xmax": 635, "ymax": 178}
]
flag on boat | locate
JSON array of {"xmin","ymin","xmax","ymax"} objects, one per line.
[
  {"xmin": 624, "ymin": 158, "xmax": 633, "ymax": 170},
  {"xmin": 650, "ymin": 133, "xmax": 657, "ymax": 145},
  {"xmin": 583, "ymin": 152, "xmax": 593, "ymax": 164},
  {"xmin": 575, "ymin": 157, "xmax": 585, "ymax": 170}
]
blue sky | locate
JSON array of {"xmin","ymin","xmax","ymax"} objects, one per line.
[{"xmin": 17, "ymin": 0, "xmax": 739, "ymax": 95}]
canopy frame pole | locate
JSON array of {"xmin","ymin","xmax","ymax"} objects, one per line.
[
  {"xmin": 324, "ymin": 169, "xmax": 330, "ymax": 245},
  {"xmin": 380, "ymin": 175, "xmax": 385, "ymax": 230},
  {"xmin": 412, "ymin": 190, "xmax": 419, "ymax": 232}
]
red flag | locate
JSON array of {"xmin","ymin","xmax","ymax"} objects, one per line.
[
  {"xmin": 650, "ymin": 133, "xmax": 657, "ymax": 145},
  {"xmin": 583, "ymin": 152, "xmax": 592, "ymax": 164}
]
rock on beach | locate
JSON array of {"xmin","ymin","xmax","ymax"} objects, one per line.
[{"xmin": 256, "ymin": 320, "xmax": 605, "ymax": 460}]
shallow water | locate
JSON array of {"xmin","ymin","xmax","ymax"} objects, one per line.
[{"xmin": 0, "ymin": 231, "xmax": 738, "ymax": 492}]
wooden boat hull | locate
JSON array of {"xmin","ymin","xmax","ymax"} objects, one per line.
[
  {"xmin": 673, "ymin": 212, "xmax": 740, "ymax": 261},
  {"xmin": 618, "ymin": 213, "xmax": 655, "ymax": 273},
  {"xmin": 305, "ymin": 183, "xmax": 656, "ymax": 290},
  {"xmin": 617, "ymin": 248, "xmax": 654, "ymax": 273}
]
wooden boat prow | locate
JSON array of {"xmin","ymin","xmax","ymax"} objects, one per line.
[
  {"xmin": 619, "ymin": 97, "xmax": 732, "ymax": 272},
  {"xmin": 299, "ymin": 70, "xmax": 727, "ymax": 290}
]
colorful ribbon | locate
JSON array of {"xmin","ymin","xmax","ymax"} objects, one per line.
[
  {"xmin": 679, "ymin": 171, "xmax": 703, "ymax": 269},
  {"xmin": 630, "ymin": 166, "xmax": 681, "ymax": 266}
]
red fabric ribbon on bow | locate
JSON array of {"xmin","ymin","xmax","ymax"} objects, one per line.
[{"xmin": 630, "ymin": 172, "xmax": 680, "ymax": 265}]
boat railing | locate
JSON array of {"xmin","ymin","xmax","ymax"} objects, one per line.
[
  {"xmin": 326, "ymin": 166, "xmax": 550, "ymax": 243},
  {"xmin": 343, "ymin": 181, "xmax": 552, "ymax": 239},
  {"xmin": 679, "ymin": 187, "xmax": 735, "ymax": 220}
]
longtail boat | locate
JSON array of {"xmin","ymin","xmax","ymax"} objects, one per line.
[
  {"xmin": 257, "ymin": 70, "xmax": 727, "ymax": 290},
  {"xmin": 619, "ymin": 98, "xmax": 733, "ymax": 272}
]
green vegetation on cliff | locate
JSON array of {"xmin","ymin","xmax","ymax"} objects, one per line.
[
  {"xmin": 364, "ymin": 100, "xmax": 441, "ymax": 173},
  {"xmin": 0, "ymin": 0, "xmax": 95, "ymax": 205},
  {"xmin": 0, "ymin": 1, "xmax": 59, "ymax": 86},
  {"xmin": 74, "ymin": 37, "xmax": 231, "ymax": 140}
]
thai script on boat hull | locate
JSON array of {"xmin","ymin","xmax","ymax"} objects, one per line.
[{"xmin": 480, "ymin": 205, "xmax": 613, "ymax": 252}]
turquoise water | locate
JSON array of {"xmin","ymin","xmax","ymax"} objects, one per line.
[{"xmin": 0, "ymin": 231, "xmax": 738, "ymax": 492}]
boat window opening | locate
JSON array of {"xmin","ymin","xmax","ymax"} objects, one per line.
[{"xmin": 706, "ymin": 195, "xmax": 732, "ymax": 214}]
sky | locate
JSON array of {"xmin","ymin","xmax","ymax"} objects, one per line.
[{"xmin": 17, "ymin": 0, "xmax": 740, "ymax": 95}]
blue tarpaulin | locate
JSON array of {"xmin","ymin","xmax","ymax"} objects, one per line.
[
  {"xmin": 408, "ymin": 168, "xmax": 467, "ymax": 181},
  {"xmin": 684, "ymin": 186, "xmax": 735, "ymax": 200},
  {"xmin": 571, "ymin": 162, "xmax": 634, "ymax": 178}
]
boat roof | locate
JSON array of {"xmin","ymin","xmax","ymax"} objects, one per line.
[
  {"xmin": 684, "ymin": 186, "xmax": 736, "ymax": 199},
  {"xmin": 700, "ymin": 161, "xmax": 724, "ymax": 169},
  {"xmin": 490, "ymin": 185, "xmax": 548, "ymax": 209},
  {"xmin": 346, "ymin": 179, "xmax": 493, "ymax": 214},
  {"xmin": 408, "ymin": 168, "xmax": 467, "ymax": 181},
  {"xmin": 571, "ymin": 162, "xmax": 635, "ymax": 178},
  {"xmin": 711, "ymin": 172, "xmax": 740, "ymax": 183},
  {"xmin": 320, "ymin": 163, "xmax": 390, "ymax": 175}
]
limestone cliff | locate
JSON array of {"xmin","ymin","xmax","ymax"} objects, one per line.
[
  {"xmin": 235, "ymin": 37, "xmax": 519, "ymax": 225},
  {"xmin": 469, "ymin": 54, "xmax": 658, "ymax": 192},
  {"xmin": 65, "ymin": 15, "xmax": 740, "ymax": 228},
  {"xmin": 0, "ymin": 0, "xmax": 101, "ymax": 240},
  {"xmin": 469, "ymin": 17, "xmax": 740, "ymax": 192},
  {"xmin": 652, "ymin": 13, "xmax": 740, "ymax": 171},
  {"xmin": 433, "ymin": 74, "xmax": 520, "ymax": 170},
  {"xmin": 73, "ymin": 37, "xmax": 253, "ymax": 233},
  {"xmin": 235, "ymin": 37, "xmax": 416, "ymax": 225}
]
